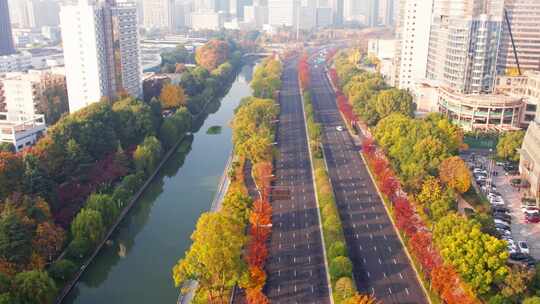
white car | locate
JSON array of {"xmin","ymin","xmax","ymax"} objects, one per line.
[
  {"xmin": 336, "ymin": 126, "xmax": 344, "ymax": 131},
  {"xmin": 518, "ymin": 241, "xmax": 530, "ymax": 254}
]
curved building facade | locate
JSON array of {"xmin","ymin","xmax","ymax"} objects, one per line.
[{"xmin": 437, "ymin": 87, "xmax": 523, "ymax": 131}]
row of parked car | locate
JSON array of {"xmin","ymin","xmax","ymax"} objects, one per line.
[{"xmin": 469, "ymin": 161, "xmax": 536, "ymax": 268}]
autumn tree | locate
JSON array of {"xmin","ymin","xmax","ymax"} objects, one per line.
[
  {"xmin": 433, "ymin": 213, "xmax": 509, "ymax": 295},
  {"xmin": 373, "ymin": 88, "xmax": 414, "ymax": 119},
  {"xmin": 497, "ymin": 130, "xmax": 525, "ymax": 162},
  {"xmin": 160, "ymin": 83, "xmax": 186, "ymax": 109},
  {"xmin": 417, "ymin": 176, "xmax": 455, "ymax": 221},
  {"xmin": 335, "ymin": 277, "xmax": 356, "ymax": 301},
  {"xmin": 195, "ymin": 40, "xmax": 230, "ymax": 71},
  {"xmin": 32, "ymin": 222, "xmax": 65, "ymax": 262},
  {"xmin": 172, "ymin": 212, "xmax": 246, "ymax": 304},
  {"xmin": 439, "ymin": 156, "xmax": 471, "ymax": 193},
  {"xmin": 343, "ymin": 293, "xmax": 380, "ymax": 304},
  {"xmin": 500, "ymin": 266, "xmax": 533, "ymax": 301}
]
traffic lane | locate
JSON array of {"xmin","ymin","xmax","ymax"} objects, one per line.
[
  {"xmin": 265, "ymin": 66, "xmax": 330, "ymax": 303},
  {"xmin": 310, "ymin": 70, "xmax": 427, "ymax": 303},
  {"xmin": 321, "ymin": 103, "xmax": 425, "ymax": 303}
]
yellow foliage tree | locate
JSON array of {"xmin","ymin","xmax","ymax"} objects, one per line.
[
  {"xmin": 159, "ymin": 83, "xmax": 186, "ymax": 109},
  {"xmin": 439, "ymin": 156, "xmax": 471, "ymax": 194}
]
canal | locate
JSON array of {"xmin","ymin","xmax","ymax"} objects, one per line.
[{"xmin": 63, "ymin": 63, "xmax": 255, "ymax": 304}]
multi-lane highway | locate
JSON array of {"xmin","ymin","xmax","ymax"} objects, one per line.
[
  {"xmin": 308, "ymin": 63, "xmax": 428, "ymax": 304},
  {"xmin": 265, "ymin": 61, "xmax": 331, "ymax": 304}
]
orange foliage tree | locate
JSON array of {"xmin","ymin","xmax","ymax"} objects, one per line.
[
  {"xmin": 195, "ymin": 40, "xmax": 230, "ymax": 71},
  {"xmin": 160, "ymin": 83, "xmax": 186, "ymax": 109}
]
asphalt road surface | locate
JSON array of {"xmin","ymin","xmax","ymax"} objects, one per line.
[
  {"xmin": 265, "ymin": 61, "xmax": 331, "ymax": 304},
  {"xmin": 308, "ymin": 64, "xmax": 428, "ymax": 304}
]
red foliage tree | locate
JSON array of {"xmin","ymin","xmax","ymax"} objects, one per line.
[
  {"xmin": 393, "ymin": 197, "xmax": 418, "ymax": 237},
  {"xmin": 247, "ymin": 240, "xmax": 268, "ymax": 267},
  {"xmin": 409, "ymin": 231, "xmax": 441, "ymax": 276},
  {"xmin": 298, "ymin": 53, "xmax": 311, "ymax": 91}
]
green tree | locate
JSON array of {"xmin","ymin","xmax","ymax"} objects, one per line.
[
  {"xmin": 172, "ymin": 212, "xmax": 246, "ymax": 302},
  {"xmin": 433, "ymin": 213, "xmax": 509, "ymax": 294},
  {"xmin": 0, "ymin": 152, "xmax": 24, "ymax": 200},
  {"xmin": 329, "ymin": 256, "xmax": 353, "ymax": 279},
  {"xmin": 373, "ymin": 88, "xmax": 414, "ymax": 119},
  {"xmin": 0, "ymin": 210, "xmax": 31, "ymax": 264},
  {"xmin": 158, "ymin": 108, "xmax": 192, "ymax": 150},
  {"xmin": 524, "ymin": 297, "xmax": 540, "ymax": 304},
  {"xmin": 71, "ymin": 209, "xmax": 105, "ymax": 246},
  {"xmin": 133, "ymin": 136, "xmax": 163, "ymax": 176},
  {"xmin": 112, "ymin": 98, "xmax": 157, "ymax": 147},
  {"xmin": 13, "ymin": 270, "xmax": 56, "ymax": 304},
  {"xmin": 221, "ymin": 190, "xmax": 253, "ymax": 225},
  {"xmin": 49, "ymin": 259, "xmax": 77, "ymax": 281},
  {"xmin": 0, "ymin": 143, "xmax": 14, "ymax": 153},
  {"xmin": 328, "ymin": 241, "xmax": 347, "ymax": 259},
  {"xmin": 85, "ymin": 193, "xmax": 118, "ymax": 228},
  {"xmin": 497, "ymin": 130, "xmax": 525, "ymax": 162}
]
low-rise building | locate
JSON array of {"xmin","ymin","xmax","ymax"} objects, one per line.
[
  {"xmin": 0, "ymin": 112, "xmax": 46, "ymax": 151},
  {"xmin": 437, "ymin": 86, "xmax": 523, "ymax": 132},
  {"xmin": 0, "ymin": 52, "xmax": 32, "ymax": 73},
  {"xmin": 0, "ymin": 68, "xmax": 67, "ymax": 124}
]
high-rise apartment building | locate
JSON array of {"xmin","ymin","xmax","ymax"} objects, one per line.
[
  {"xmin": 394, "ymin": 0, "xmax": 433, "ymax": 90},
  {"xmin": 268, "ymin": 0, "xmax": 299, "ymax": 27},
  {"xmin": 60, "ymin": 0, "xmax": 142, "ymax": 113},
  {"xmin": 426, "ymin": 0, "xmax": 505, "ymax": 94},
  {"xmin": 194, "ymin": 0, "xmax": 217, "ymax": 12},
  {"xmin": 0, "ymin": 0, "xmax": 15, "ymax": 56},
  {"xmin": 143, "ymin": 0, "xmax": 175, "ymax": 30},
  {"xmin": 366, "ymin": 0, "xmax": 379, "ymax": 27},
  {"xmin": 498, "ymin": 0, "xmax": 540, "ymax": 74}
]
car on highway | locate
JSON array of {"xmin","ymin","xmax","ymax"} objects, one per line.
[
  {"xmin": 518, "ymin": 241, "xmax": 530, "ymax": 254},
  {"xmin": 336, "ymin": 126, "xmax": 344, "ymax": 131}
]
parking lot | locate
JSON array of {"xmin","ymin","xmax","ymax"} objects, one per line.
[{"xmin": 463, "ymin": 151, "xmax": 540, "ymax": 263}]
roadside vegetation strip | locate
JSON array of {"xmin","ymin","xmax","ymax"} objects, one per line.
[
  {"xmin": 172, "ymin": 57, "xmax": 281, "ymax": 304},
  {"xmin": 298, "ymin": 53, "xmax": 377, "ymax": 304},
  {"xmin": 326, "ymin": 48, "xmax": 534, "ymax": 304}
]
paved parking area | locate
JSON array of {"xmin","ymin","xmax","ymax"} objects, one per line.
[
  {"xmin": 464, "ymin": 151, "xmax": 540, "ymax": 259},
  {"xmin": 493, "ymin": 168, "xmax": 540, "ymax": 259}
]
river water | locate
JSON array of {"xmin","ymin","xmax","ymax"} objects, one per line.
[{"xmin": 63, "ymin": 64, "xmax": 254, "ymax": 304}]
